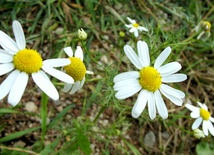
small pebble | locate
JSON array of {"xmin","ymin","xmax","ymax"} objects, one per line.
[
  {"xmin": 14, "ymin": 140, "xmax": 26, "ymax": 147},
  {"xmin": 100, "ymin": 55, "xmax": 108, "ymax": 64},
  {"xmin": 144, "ymin": 130, "xmax": 156, "ymax": 147},
  {"xmin": 25, "ymin": 101, "xmax": 38, "ymax": 112},
  {"xmin": 56, "ymin": 106, "xmax": 63, "ymax": 112}
]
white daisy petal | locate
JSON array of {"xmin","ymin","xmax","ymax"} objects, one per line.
[
  {"xmin": 162, "ymin": 73, "xmax": 187, "ymax": 83},
  {"xmin": 124, "ymin": 45, "xmax": 143, "ymax": 69},
  {"xmin": 0, "ymin": 70, "xmax": 20, "ymax": 100},
  {"xmin": 125, "ymin": 24, "xmax": 132, "ymax": 28},
  {"xmin": 148, "ymin": 92, "xmax": 156, "ymax": 119},
  {"xmin": 202, "ymin": 104, "xmax": 208, "ymax": 110},
  {"xmin": 113, "ymin": 71, "xmax": 139, "ymax": 83},
  {"xmin": 115, "ymin": 84, "xmax": 141, "ymax": 99},
  {"xmin": 12, "ymin": 20, "xmax": 26, "ymax": 50},
  {"xmin": 0, "ymin": 31, "xmax": 19, "ymax": 54},
  {"xmin": 127, "ymin": 17, "xmax": 135, "ymax": 23},
  {"xmin": 62, "ymin": 83, "xmax": 73, "ymax": 92},
  {"xmin": 43, "ymin": 58, "xmax": 70, "ymax": 67},
  {"xmin": 209, "ymin": 117, "xmax": 214, "ymax": 123},
  {"xmin": 137, "ymin": 41, "xmax": 150, "ymax": 67},
  {"xmin": 79, "ymin": 77, "xmax": 85, "ymax": 89},
  {"xmin": 160, "ymin": 84, "xmax": 185, "ymax": 98},
  {"xmin": 207, "ymin": 121, "xmax": 214, "ymax": 136},
  {"xmin": 154, "ymin": 90, "xmax": 168, "ymax": 119},
  {"xmin": 190, "ymin": 111, "xmax": 200, "ymax": 118},
  {"xmin": 129, "ymin": 28, "xmax": 135, "ymax": 33},
  {"xmin": 63, "ymin": 47, "xmax": 73, "ymax": 57},
  {"xmin": 0, "ymin": 63, "xmax": 14, "ymax": 76},
  {"xmin": 138, "ymin": 26, "xmax": 148, "ymax": 32},
  {"xmin": 160, "ymin": 87, "xmax": 183, "ymax": 106},
  {"xmin": 75, "ymin": 46, "xmax": 83, "ymax": 61},
  {"xmin": 114, "ymin": 78, "xmax": 140, "ymax": 91},
  {"xmin": 192, "ymin": 117, "xmax": 202, "ymax": 130},
  {"xmin": 154, "ymin": 47, "xmax": 171, "ymax": 69},
  {"xmin": 0, "ymin": 50, "xmax": 13, "ymax": 63},
  {"xmin": 134, "ymin": 30, "xmax": 138, "ymax": 37},
  {"xmin": 132, "ymin": 90, "xmax": 148, "ymax": 118},
  {"xmin": 8, "ymin": 72, "xmax": 28, "ymax": 106},
  {"xmin": 69, "ymin": 81, "xmax": 81, "ymax": 94},
  {"xmin": 197, "ymin": 102, "xmax": 208, "ymax": 110},
  {"xmin": 202, "ymin": 120, "xmax": 209, "ymax": 136},
  {"xmin": 158, "ymin": 62, "xmax": 181, "ymax": 77},
  {"xmin": 115, "ymin": 82, "xmax": 141, "ymax": 93},
  {"xmin": 86, "ymin": 70, "xmax": 94, "ymax": 75},
  {"xmin": 42, "ymin": 64, "xmax": 74, "ymax": 84},
  {"xmin": 185, "ymin": 104, "xmax": 199, "ymax": 112},
  {"xmin": 32, "ymin": 71, "xmax": 59, "ymax": 100}
]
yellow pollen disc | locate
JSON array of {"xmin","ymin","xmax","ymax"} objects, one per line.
[
  {"xmin": 200, "ymin": 108, "xmax": 210, "ymax": 120},
  {"xmin": 64, "ymin": 57, "xmax": 86, "ymax": 81},
  {"xmin": 132, "ymin": 23, "xmax": 139, "ymax": 28},
  {"xmin": 139, "ymin": 66, "xmax": 162, "ymax": 92},
  {"xmin": 13, "ymin": 48, "xmax": 43, "ymax": 74}
]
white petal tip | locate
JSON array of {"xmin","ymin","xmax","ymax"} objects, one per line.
[
  {"xmin": 132, "ymin": 113, "xmax": 140, "ymax": 119},
  {"xmin": 131, "ymin": 109, "xmax": 141, "ymax": 119},
  {"xmin": 8, "ymin": 100, "xmax": 19, "ymax": 107}
]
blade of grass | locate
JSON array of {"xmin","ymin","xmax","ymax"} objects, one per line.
[
  {"xmin": 0, "ymin": 126, "xmax": 40, "ymax": 143},
  {"xmin": 41, "ymin": 92, "xmax": 48, "ymax": 143}
]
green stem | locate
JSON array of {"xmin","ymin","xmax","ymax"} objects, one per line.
[
  {"xmin": 93, "ymin": 105, "xmax": 106, "ymax": 122},
  {"xmin": 81, "ymin": 40, "xmax": 98, "ymax": 64},
  {"xmin": 80, "ymin": 40, "xmax": 108, "ymax": 72},
  {"xmin": 41, "ymin": 92, "xmax": 48, "ymax": 143}
]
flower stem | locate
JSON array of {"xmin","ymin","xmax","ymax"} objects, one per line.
[
  {"xmin": 41, "ymin": 92, "xmax": 48, "ymax": 143},
  {"xmin": 80, "ymin": 40, "xmax": 108, "ymax": 72},
  {"xmin": 93, "ymin": 105, "xmax": 106, "ymax": 123}
]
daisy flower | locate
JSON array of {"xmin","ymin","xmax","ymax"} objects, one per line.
[
  {"xmin": 62, "ymin": 46, "xmax": 93, "ymax": 94},
  {"xmin": 0, "ymin": 20, "xmax": 74, "ymax": 106},
  {"xmin": 125, "ymin": 17, "xmax": 148, "ymax": 37},
  {"xmin": 185, "ymin": 102, "xmax": 214, "ymax": 136},
  {"xmin": 113, "ymin": 41, "xmax": 187, "ymax": 119}
]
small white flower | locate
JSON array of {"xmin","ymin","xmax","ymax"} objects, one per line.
[
  {"xmin": 62, "ymin": 46, "xmax": 93, "ymax": 94},
  {"xmin": 185, "ymin": 102, "xmax": 214, "ymax": 136},
  {"xmin": 113, "ymin": 41, "xmax": 187, "ymax": 119},
  {"xmin": 193, "ymin": 129, "xmax": 205, "ymax": 139},
  {"xmin": 0, "ymin": 20, "xmax": 74, "ymax": 106},
  {"xmin": 125, "ymin": 17, "xmax": 148, "ymax": 37}
]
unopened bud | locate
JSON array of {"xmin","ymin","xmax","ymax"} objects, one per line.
[
  {"xmin": 78, "ymin": 28, "xmax": 87, "ymax": 40},
  {"xmin": 193, "ymin": 129, "xmax": 205, "ymax": 139},
  {"xmin": 119, "ymin": 31, "xmax": 125, "ymax": 37},
  {"xmin": 201, "ymin": 21, "xmax": 211, "ymax": 32}
]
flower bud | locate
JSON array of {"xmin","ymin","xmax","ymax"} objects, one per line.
[
  {"xmin": 119, "ymin": 31, "xmax": 125, "ymax": 37},
  {"xmin": 78, "ymin": 28, "xmax": 87, "ymax": 40},
  {"xmin": 201, "ymin": 21, "xmax": 211, "ymax": 32},
  {"xmin": 193, "ymin": 129, "xmax": 205, "ymax": 139}
]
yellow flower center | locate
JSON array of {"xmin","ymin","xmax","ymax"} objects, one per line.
[
  {"xmin": 13, "ymin": 48, "xmax": 43, "ymax": 74},
  {"xmin": 132, "ymin": 23, "xmax": 139, "ymax": 28},
  {"xmin": 201, "ymin": 21, "xmax": 211, "ymax": 32},
  {"xmin": 139, "ymin": 66, "xmax": 162, "ymax": 92},
  {"xmin": 64, "ymin": 57, "xmax": 86, "ymax": 81},
  {"xmin": 200, "ymin": 108, "xmax": 210, "ymax": 120}
]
